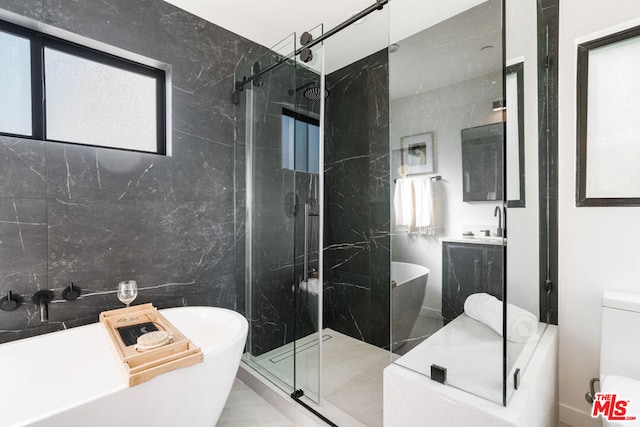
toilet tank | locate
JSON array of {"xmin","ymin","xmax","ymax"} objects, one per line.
[{"xmin": 600, "ymin": 290, "xmax": 640, "ymax": 380}]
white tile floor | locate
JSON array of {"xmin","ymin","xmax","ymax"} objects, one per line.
[
  {"xmin": 217, "ymin": 379, "xmax": 297, "ymax": 427},
  {"xmin": 244, "ymin": 328, "xmax": 390, "ymax": 426},
  {"xmin": 229, "ymin": 324, "xmax": 565, "ymax": 427},
  {"xmin": 221, "ymin": 365, "xmax": 570, "ymax": 427},
  {"xmin": 321, "ymin": 330, "xmax": 390, "ymax": 426}
]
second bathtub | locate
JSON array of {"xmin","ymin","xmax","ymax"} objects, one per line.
[{"xmin": 392, "ymin": 261, "xmax": 430, "ymax": 350}]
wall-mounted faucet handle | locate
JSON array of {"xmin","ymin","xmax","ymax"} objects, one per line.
[
  {"xmin": 1, "ymin": 290, "xmax": 22, "ymax": 311},
  {"xmin": 62, "ymin": 283, "xmax": 81, "ymax": 301},
  {"xmin": 32, "ymin": 290, "xmax": 54, "ymax": 322}
]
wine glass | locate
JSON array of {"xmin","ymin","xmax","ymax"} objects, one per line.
[{"xmin": 117, "ymin": 280, "xmax": 138, "ymax": 322}]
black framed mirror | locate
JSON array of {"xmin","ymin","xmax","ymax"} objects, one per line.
[
  {"xmin": 506, "ymin": 62, "xmax": 525, "ymax": 208},
  {"xmin": 461, "ymin": 122, "xmax": 503, "ymax": 202}
]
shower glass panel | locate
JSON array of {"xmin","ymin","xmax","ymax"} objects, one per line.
[
  {"xmin": 291, "ymin": 23, "xmax": 324, "ymax": 404},
  {"xmin": 240, "ymin": 32, "xmax": 299, "ymax": 394},
  {"xmin": 389, "ymin": 0, "xmax": 508, "ymax": 405},
  {"xmin": 504, "ymin": 0, "xmax": 550, "ymax": 404},
  {"xmin": 237, "ymin": 26, "xmax": 324, "ymax": 403}
]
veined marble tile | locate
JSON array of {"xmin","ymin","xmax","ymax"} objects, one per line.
[
  {"xmin": 324, "ymin": 48, "xmax": 390, "ymax": 350},
  {"xmin": 0, "ymin": 0, "xmax": 264, "ymax": 343},
  {"xmin": 0, "ymin": 137, "xmax": 46, "ymax": 198}
]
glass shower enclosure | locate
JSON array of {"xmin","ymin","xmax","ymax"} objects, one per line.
[
  {"xmin": 389, "ymin": 0, "xmax": 549, "ymax": 406},
  {"xmin": 235, "ymin": 26, "xmax": 325, "ymax": 403},
  {"xmin": 232, "ymin": 0, "xmax": 552, "ymax": 417}
]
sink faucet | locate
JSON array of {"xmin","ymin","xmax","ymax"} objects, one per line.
[{"xmin": 494, "ymin": 206, "xmax": 504, "ymax": 237}]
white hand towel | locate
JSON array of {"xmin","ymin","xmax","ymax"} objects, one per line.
[
  {"xmin": 394, "ymin": 178, "xmax": 415, "ymax": 229},
  {"xmin": 413, "ymin": 176, "xmax": 434, "ymax": 232},
  {"xmin": 464, "ymin": 293, "xmax": 538, "ymax": 343}
]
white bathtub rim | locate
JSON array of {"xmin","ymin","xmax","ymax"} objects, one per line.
[
  {"xmin": 6, "ymin": 328, "xmax": 126, "ymax": 427},
  {"xmin": 161, "ymin": 306, "xmax": 248, "ymax": 359},
  {"xmin": 2, "ymin": 306, "xmax": 248, "ymax": 427},
  {"xmin": 392, "ymin": 261, "xmax": 430, "ymax": 285},
  {"xmin": 0, "ymin": 305, "xmax": 246, "ymax": 350}
]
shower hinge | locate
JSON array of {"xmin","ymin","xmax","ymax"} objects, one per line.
[
  {"xmin": 430, "ymin": 364, "xmax": 447, "ymax": 384},
  {"xmin": 545, "ymin": 279, "xmax": 553, "ymax": 294},
  {"xmin": 514, "ymin": 368, "xmax": 521, "ymax": 390}
]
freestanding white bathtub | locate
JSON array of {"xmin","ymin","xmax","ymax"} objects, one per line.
[
  {"xmin": 0, "ymin": 306, "xmax": 248, "ymax": 427},
  {"xmin": 392, "ymin": 261, "xmax": 430, "ymax": 350}
]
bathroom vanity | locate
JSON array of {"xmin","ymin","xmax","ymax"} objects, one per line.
[{"xmin": 441, "ymin": 238, "xmax": 505, "ymax": 325}]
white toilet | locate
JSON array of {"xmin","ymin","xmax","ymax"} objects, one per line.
[{"xmin": 599, "ymin": 291, "xmax": 640, "ymax": 426}]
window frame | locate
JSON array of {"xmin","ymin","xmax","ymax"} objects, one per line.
[
  {"xmin": 281, "ymin": 108, "xmax": 320, "ymax": 173},
  {"xmin": 576, "ymin": 24, "xmax": 640, "ymax": 206},
  {"xmin": 0, "ymin": 19, "xmax": 166, "ymax": 155},
  {"xmin": 282, "ymin": 108, "xmax": 320, "ymax": 128}
]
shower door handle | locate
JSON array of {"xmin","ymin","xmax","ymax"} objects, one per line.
[{"xmin": 303, "ymin": 203, "xmax": 310, "ymax": 282}]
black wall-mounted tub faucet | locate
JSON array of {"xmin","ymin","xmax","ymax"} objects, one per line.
[{"xmin": 32, "ymin": 290, "xmax": 54, "ymax": 322}]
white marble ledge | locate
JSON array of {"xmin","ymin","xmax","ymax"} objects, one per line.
[
  {"xmin": 384, "ymin": 326, "xmax": 558, "ymax": 427},
  {"xmin": 440, "ymin": 236, "xmax": 506, "ymax": 246}
]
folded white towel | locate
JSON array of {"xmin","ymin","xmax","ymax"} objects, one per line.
[{"xmin": 464, "ymin": 293, "xmax": 538, "ymax": 343}]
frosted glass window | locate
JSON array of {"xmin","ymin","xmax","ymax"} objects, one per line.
[
  {"xmin": 45, "ymin": 48, "xmax": 158, "ymax": 152},
  {"xmin": 294, "ymin": 119, "xmax": 309, "ymax": 171},
  {"xmin": 281, "ymin": 110, "xmax": 320, "ymax": 173},
  {"xmin": 0, "ymin": 30, "xmax": 32, "ymax": 136},
  {"xmin": 585, "ymin": 35, "xmax": 640, "ymax": 198},
  {"xmin": 282, "ymin": 115, "xmax": 295, "ymax": 170},
  {"xmin": 307, "ymin": 125, "xmax": 319, "ymax": 174},
  {"xmin": 0, "ymin": 20, "xmax": 165, "ymax": 153}
]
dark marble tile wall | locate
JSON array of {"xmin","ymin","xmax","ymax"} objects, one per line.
[
  {"xmin": 234, "ymin": 52, "xmax": 323, "ymax": 356},
  {"xmin": 538, "ymin": 0, "xmax": 559, "ymax": 324},
  {"xmin": 0, "ymin": 0, "xmax": 264, "ymax": 343},
  {"xmin": 324, "ymin": 49, "xmax": 391, "ymax": 349}
]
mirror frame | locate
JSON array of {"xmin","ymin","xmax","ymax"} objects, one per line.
[{"xmin": 506, "ymin": 62, "xmax": 525, "ymax": 208}]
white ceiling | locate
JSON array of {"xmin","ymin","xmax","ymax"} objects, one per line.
[
  {"xmin": 163, "ymin": 0, "xmax": 386, "ymax": 74},
  {"xmin": 389, "ymin": 0, "xmax": 502, "ymax": 99},
  {"xmin": 163, "ymin": 0, "xmax": 495, "ymax": 97}
]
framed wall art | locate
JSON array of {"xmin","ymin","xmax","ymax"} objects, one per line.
[{"xmin": 400, "ymin": 132, "xmax": 435, "ymax": 175}]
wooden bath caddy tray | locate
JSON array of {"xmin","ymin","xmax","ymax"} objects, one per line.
[{"xmin": 100, "ymin": 303, "xmax": 203, "ymax": 387}]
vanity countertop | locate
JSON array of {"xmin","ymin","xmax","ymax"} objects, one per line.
[{"xmin": 440, "ymin": 236, "xmax": 506, "ymax": 246}]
